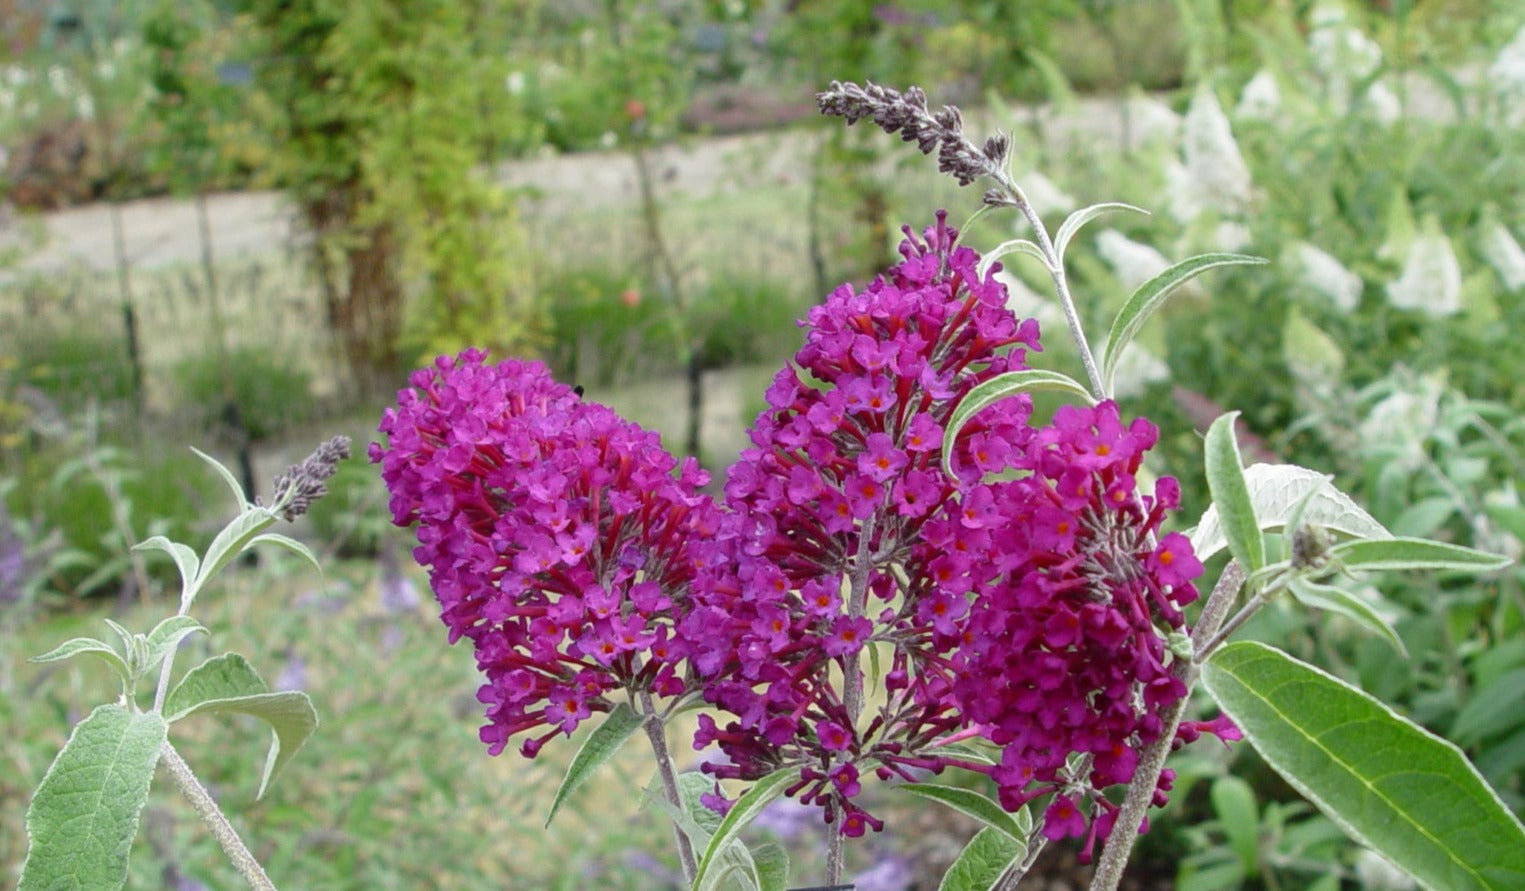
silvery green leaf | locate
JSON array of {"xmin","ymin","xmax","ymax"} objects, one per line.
[
  {"xmin": 1204, "ymin": 412, "xmax": 1264, "ymax": 573},
  {"xmin": 942, "ymin": 370, "xmax": 1095, "ymax": 479},
  {"xmin": 1102, "ymin": 253, "xmax": 1267, "ymax": 395},
  {"xmin": 29, "ymin": 637, "xmax": 132, "ymax": 687},
  {"xmin": 1192, "ymin": 465, "xmax": 1391, "ymax": 562},
  {"xmin": 1286, "ymin": 578, "xmax": 1407, "ymax": 656},
  {"xmin": 545, "ymin": 702, "xmax": 644, "ymax": 827},
  {"xmin": 132, "ymin": 536, "xmax": 200, "ymax": 592},
  {"xmin": 19, "ymin": 705, "xmax": 167, "ymax": 891},
  {"xmin": 1054, "ymin": 201, "xmax": 1147, "ymax": 263},
  {"xmin": 1330, "ymin": 538, "xmax": 1511, "ymax": 574},
  {"xmin": 977, "ymin": 238, "xmax": 1051, "ymax": 278},
  {"xmin": 191, "ymin": 446, "xmax": 249, "ymax": 512}
]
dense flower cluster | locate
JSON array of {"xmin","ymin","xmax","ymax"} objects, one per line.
[
  {"xmin": 374, "ymin": 213, "xmax": 1219, "ymax": 850},
  {"xmin": 692, "ymin": 213, "xmax": 1043, "ymax": 833},
  {"xmin": 371, "ymin": 351, "xmax": 725, "ymax": 757},
  {"xmin": 952, "ymin": 401, "xmax": 1204, "ymax": 856}
]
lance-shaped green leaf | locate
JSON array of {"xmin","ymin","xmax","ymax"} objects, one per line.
[
  {"xmin": 1287, "ymin": 578, "xmax": 1407, "ymax": 656},
  {"xmin": 1204, "ymin": 413, "xmax": 1264, "ymax": 573},
  {"xmin": 189, "ymin": 509, "xmax": 279, "ymax": 608},
  {"xmin": 1202, "ymin": 641, "xmax": 1525, "ymax": 891},
  {"xmin": 647, "ymin": 769, "xmax": 722, "ymax": 848},
  {"xmin": 751, "ymin": 843, "xmax": 789, "ymax": 891},
  {"xmin": 1452, "ymin": 668, "xmax": 1525, "ymax": 746},
  {"xmin": 1210, "ymin": 775, "xmax": 1260, "ymax": 877},
  {"xmin": 246, "ymin": 532, "xmax": 321, "ymax": 576},
  {"xmin": 30, "ymin": 637, "xmax": 131, "ymax": 688},
  {"xmin": 19, "ymin": 704, "xmax": 168, "ymax": 891},
  {"xmin": 1329, "ymin": 538, "xmax": 1512, "ymax": 574},
  {"xmin": 132, "ymin": 535, "xmax": 200, "ymax": 592},
  {"xmin": 545, "ymin": 702, "xmax": 644, "ymax": 827},
  {"xmin": 692, "ymin": 767, "xmax": 801, "ymax": 889},
  {"xmin": 165, "ymin": 653, "xmax": 317, "ymax": 799},
  {"xmin": 1101, "ymin": 253, "xmax": 1266, "ymax": 395},
  {"xmin": 942, "ymin": 370, "xmax": 1096, "ymax": 479},
  {"xmin": 1192, "ymin": 464, "xmax": 1391, "ymax": 561},
  {"xmin": 976, "ymin": 237, "xmax": 1051, "ymax": 277},
  {"xmin": 938, "ymin": 825, "xmax": 1025, "ymax": 891},
  {"xmin": 192, "ymin": 446, "xmax": 249, "ymax": 513},
  {"xmin": 1053, "ymin": 201, "xmax": 1147, "ymax": 263},
  {"xmin": 143, "ymin": 616, "xmax": 207, "ymax": 675},
  {"xmin": 896, "ymin": 783, "xmax": 1023, "ymax": 838}
]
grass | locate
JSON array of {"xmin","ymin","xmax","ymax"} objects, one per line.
[{"xmin": 1, "ymin": 548, "xmax": 690, "ymax": 889}]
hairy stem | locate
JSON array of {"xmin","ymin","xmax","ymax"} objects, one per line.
[
  {"xmin": 1089, "ymin": 561, "xmax": 1244, "ymax": 891},
  {"xmin": 161, "ymin": 741, "xmax": 276, "ymax": 891},
  {"xmin": 993, "ymin": 825, "xmax": 1051, "ymax": 891},
  {"xmin": 641, "ymin": 691, "xmax": 698, "ymax": 885},
  {"xmin": 826, "ymin": 512, "xmax": 881, "ymax": 884},
  {"xmin": 988, "ymin": 169, "xmax": 1106, "ymax": 400},
  {"xmin": 1196, "ymin": 570, "xmax": 1269, "ymax": 660}
]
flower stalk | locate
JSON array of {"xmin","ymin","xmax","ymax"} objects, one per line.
[
  {"xmin": 161, "ymin": 741, "xmax": 276, "ymax": 891},
  {"xmin": 1089, "ymin": 561, "xmax": 1245, "ymax": 891}
]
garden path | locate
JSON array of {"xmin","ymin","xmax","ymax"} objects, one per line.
[
  {"xmin": 7, "ymin": 91, "xmax": 1206, "ymax": 275},
  {"xmin": 8, "ymin": 73, "xmax": 1465, "ymax": 275}
]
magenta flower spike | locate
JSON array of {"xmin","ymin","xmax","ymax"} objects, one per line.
[
  {"xmin": 693, "ymin": 213, "xmax": 1046, "ymax": 829},
  {"xmin": 371, "ymin": 350, "xmax": 726, "ymax": 757}
]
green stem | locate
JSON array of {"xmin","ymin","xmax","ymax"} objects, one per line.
[
  {"xmin": 162, "ymin": 740, "xmax": 276, "ymax": 891},
  {"xmin": 1088, "ymin": 561, "xmax": 1244, "ymax": 891},
  {"xmin": 986, "ymin": 167, "xmax": 1106, "ymax": 400},
  {"xmin": 640, "ymin": 691, "xmax": 697, "ymax": 886},
  {"xmin": 826, "ymin": 511, "xmax": 881, "ymax": 885}
]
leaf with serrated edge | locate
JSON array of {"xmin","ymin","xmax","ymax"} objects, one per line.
[
  {"xmin": 1054, "ymin": 201, "xmax": 1147, "ymax": 262},
  {"xmin": 1330, "ymin": 538, "xmax": 1511, "ymax": 574},
  {"xmin": 545, "ymin": 702, "xmax": 644, "ymax": 827},
  {"xmin": 1102, "ymin": 253, "xmax": 1266, "ymax": 395},
  {"xmin": 897, "ymin": 783, "xmax": 1022, "ymax": 838},
  {"xmin": 976, "ymin": 238, "xmax": 1051, "ymax": 278},
  {"xmin": 132, "ymin": 536, "xmax": 200, "ymax": 591},
  {"xmin": 1193, "ymin": 465, "xmax": 1391, "ymax": 561},
  {"xmin": 1202, "ymin": 641, "xmax": 1525, "ymax": 890},
  {"xmin": 164, "ymin": 653, "xmax": 316, "ymax": 798},
  {"xmin": 191, "ymin": 446, "xmax": 248, "ymax": 512},
  {"xmin": 692, "ymin": 767, "xmax": 801, "ymax": 888},
  {"xmin": 938, "ymin": 825, "xmax": 1024, "ymax": 891},
  {"xmin": 19, "ymin": 704, "xmax": 167, "ymax": 891},
  {"xmin": 1287, "ymin": 578, "xmax": 1407, "ymax": 656},
  {"xmin": 942, "ymin": 370, "xmax": 1095, "ymax": 479},
  {"xmin": 29, "ymin": 638, "xmax": 131, "ymax": 685},
  {"xmin": 1204, "ymin": 413, "xmax": 1265, "ymax": 573}
]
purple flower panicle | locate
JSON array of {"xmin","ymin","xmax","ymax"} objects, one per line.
[
  {"xmin": 951, "ymin": 400, "xmax": 1205, "ymax": 857},
  {"xmin": 371, "ymin": 350, "xmax": 724, "ymax": 756},
  {"xmin": 692, "ymin": 213, "xmax": 1043, "ymax": 832},
  {"xmin": 374, "ymin": 214, "xmax": 1225, "ymax": 853}
]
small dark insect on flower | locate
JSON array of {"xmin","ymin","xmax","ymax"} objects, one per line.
[{"xmin": 573, "ymin": 384, "xmax": 585, "ymax": 398}]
